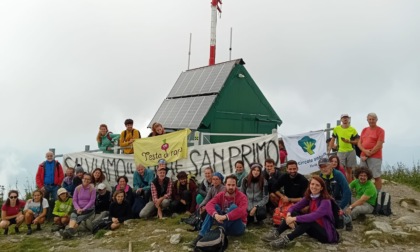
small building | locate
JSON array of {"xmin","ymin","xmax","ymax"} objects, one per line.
[{"xmin": 148, "ymin": 59, "xmax": 282, "ymax": 143}]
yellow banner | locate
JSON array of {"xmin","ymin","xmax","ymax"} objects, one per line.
[{"xmin": 133, "ymin": 128, "xmax": 191, "ymax": 166}]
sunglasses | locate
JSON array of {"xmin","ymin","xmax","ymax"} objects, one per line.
[{"xmin": 9, "ymin": 196, "xmax": 18, "ymax": 199}]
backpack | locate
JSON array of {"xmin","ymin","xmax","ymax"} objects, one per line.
[
  {"xmin": 181, "ymin": 208, "xmax": 202, "ymax": 231},
  {"xmin": 272, "ymin": 200, "xmax": 293, "ymax": 226},
  {"xmin": 330, "ymin": 199, "xmax": 344, "ymax": 229},
  {"xmin": 372, "ymin": 191, "xmax": 392, "ymax": 216},
  {"xmin": 92, "ymin": 217, "xmax": 112, "ymax": 234},
  {"xmin": 195, "ymin": 226, "xmax": 228, "ymax": 252}
]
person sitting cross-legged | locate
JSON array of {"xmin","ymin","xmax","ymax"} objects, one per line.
[
  {"xmin": 346, "ymin": 167, "xmax": 377, "ymax": 220},
  {"xmin": 109, "ymin": 190, "xmax": 131, "ymax": 230},
  {"xmin": 261, "ymin": 176, "xmax": 339, "ymax": 249},
  {"xmin": 191, "ymin": 174, "xmax": 248, "ymax": 247}
]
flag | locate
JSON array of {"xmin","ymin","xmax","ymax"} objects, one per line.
[
  {"xmin": 282, "ymin": 131, "xmax": 327, "ymax": 174},
  {"xmin": 133, "ymin": 128, "xmax": 191, "ymax": 166}
]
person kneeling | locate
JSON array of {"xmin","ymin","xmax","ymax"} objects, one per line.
[
  {"xmin": 262, "ymin": 176, "xmax": 339, "ymax": 248},
  {"xmin": 191, "ymin": 175, "xmax": 248, "ymax": 246},
  {"xmin": 109, "ymin": 190, "xmax": 131, "ymax": 230}
]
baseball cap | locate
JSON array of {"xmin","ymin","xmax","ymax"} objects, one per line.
[
  {"xmin": 340, "ymin": 114, "xmax": 350, "ymax": 118},
  {"xmin": 318, "ymin": 157, "xmax": 330, "ymax": 166},
  {"xmin": 57, "ymin": 188, "xmax": 67, "ymax": 196},
  {"xmin": 97, "ymin": 183, "xmax": 106, "ymax": 190}
]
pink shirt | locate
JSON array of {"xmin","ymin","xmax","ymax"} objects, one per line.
[
  {"xmin": 2, "ymin": 201, "xmax": 26, "ymax": 217},
  {"xmin": 360, "ymin": 126, "xmax": 385, "ymax": 159}
]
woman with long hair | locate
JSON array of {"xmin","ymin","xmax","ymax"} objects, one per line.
[
  {"xmin": 24, "ymin": 189, "xmax": 49, "ymax": 235},
  {"xmin": 91, "ymin": 168, "xmax": 112, "ymax": 192},
  {"xmin": 196, "ymin": 167, "xmax": 213, "ymax": 205},
  {"xmin": 241, "ymin": 163, "xmax": 268, "ymax": 224},
  {"xmin": 262, "ymin": 176, "xmax": 339, "ymax": 248},
  {"xmin": 0, "ymin": 190, "xmax": 26, "ymax": 235},
  {"xmin": 329, "ymin": 155, "xmax": 346, "ymax": 177},
  {"xmin": 96, "ymin": 124, "xmax": 120, "ymax": 153},
  {"xmin": 109, "ymin": 190, "xmax": 131, "ymax": 230},
  {"xmin": 148, "ymin": 122, "xmax": 165, "ymax": 137}
]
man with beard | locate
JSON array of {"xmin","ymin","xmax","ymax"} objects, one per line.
[
  {"xmin": 275, "ymin": 160, "xmax": 308, "ymax": 204},
  {"xmin": 171, "ymin": 171, "xmax": 197, "ymax": 214},
  {"xmin": 191, "ymin": 174, "xmax": 248, "ymax": 247},
  {"xmin": 346, "ymin": 167, "xmax": 377, "ymax": 220},
  {"xmin": 263, "ymin": 158, "xmax": 283, "ymax": 211}
]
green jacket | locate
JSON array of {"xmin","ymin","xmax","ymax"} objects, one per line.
[
  {"xmin": 98, "ymin": 133, "xmax": 120, "ymax": 153},
  {"xmin": 53, "ymin": 197, "xmax": 73, "ymax": 217}
]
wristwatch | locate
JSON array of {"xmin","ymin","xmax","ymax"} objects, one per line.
[{"xmin": 349, "ymin": 206, "xmax": 353, "ymax": 210}]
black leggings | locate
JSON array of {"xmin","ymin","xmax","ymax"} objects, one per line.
[{"xmin": 276, "ymin": 220, "xmax": 329, "ymax": 243}]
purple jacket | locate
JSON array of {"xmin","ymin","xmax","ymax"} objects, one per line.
[
  {"xmin": 289, "ymin": 197, "xmax": 339, "ymax": 243},
  {"xmin": 73, "ymin": 184, "xmax": 96, "ymax": 211}
]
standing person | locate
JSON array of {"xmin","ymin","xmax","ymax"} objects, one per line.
[
  {"xmin": 51, "ymin": 188, "xmax": 73, "ymax": 232},
  {"xmin": 262, "ymin": 176, "xmax": 339, "ymax": 248},
  {"xmin": 278, "ymin": 139, "xmax": 288, "ymax": 165},
  {"xmin": 109, "ymin": 190, "xmax": 131, "ymax": 230},
  {"xmin": 113, "ymin": 176, "xmax": 134, "ymax": 208},
  {"xmin": 62, "ymin": 167, "xmax": 76, "ymax": 196},
  {"xmin": 148, "ymin": 122, "xmax": 166, "ymax": 137},
  {"xmin": 191, "ymin": 175, "xmax": 248, "ymax": 246},
  {"xmin": 119, "ymin": 119, "xmax": 141, "ymax": 154},
  {"xmin": 347, "ymin": 167, "xmax": 377, "ymax": 220},
  {"xmin": 328, "ymin": 114, "xmax": 359, "ymax": 183},
  {"xmin": 196, "ymin": 167, "xmax": 213, "ymax": 205},
  {"xmin": 139, "ymin": 165, "xmax": 173, "ymax": 219},
  {"xmin": 24, "ymin": 190, "xmax": 49, "ymax": 235},
  {"xmin": 234, "ymin": 160, "xmax": 248, "ymax": 187},
  {"xmin": 91, "ymin": 168, "xmax": 112, "ymax": 192},
  {"xmin": 241, "ymin": 163, "xmax": 269, "ymax": 224},
  {"xmin": 358, "ymin": 113, "xmax": 385, "ymax": 191},
  {"xmin": 96, "ymin": 124, "xmax": 120, "ymax": 153},
  {"xmin": 171, "ymin": 171, "xmax": 198, "ymax": 215},
  {"xmin": 0, "ymin": 190, "xmax": 26, "ymax": 235},
  {"xmin": 61, "ymin": 173, "xmax": 96, "ymax": 239},
  {"xmin": 36, "ymin": 151, "xmax": 64, "ymax": 202}
]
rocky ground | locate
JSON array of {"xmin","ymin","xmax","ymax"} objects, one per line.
[{"xmin": 1, "ymin": 179, "xmax": 420, "ymax": 251}]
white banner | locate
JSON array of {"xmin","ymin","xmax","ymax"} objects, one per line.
[
  {"xmin": 282, "ymin": 131, "xmax": 327, "ymax": 174},
  {"xmin": 62, "ymin": 133, "xmax": 279, "ymax": 185}
]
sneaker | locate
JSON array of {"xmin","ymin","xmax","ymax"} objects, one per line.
[
  {"xmin": 4, "ymin": 228, "xmax": 8, "ymax": 235},
  {"xmin": 346, "ymin": 221, "xmax": 353, "ymax": 231},
  {"xmin": 26, "ymin": 229, "xmax": 32, "ymax": 235},
  {"xmin": 189, "ymin": 235, "xmax": 202, "ymax": 248},
  {"xmin": 270, "ymin": 235, "xmax": 290, "ymax": 249},
  {"xmin": 261, "ymin": 230, "xmax": 279, "ymax": 242},
  {"xmin": 14, "ymin": 227, "xmax": 19, "ymax": 234}
]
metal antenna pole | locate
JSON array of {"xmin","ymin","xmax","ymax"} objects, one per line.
[
  {"xmin": 188, "ymin": 33, "xmax": 192, "ymax": 70},
  {"xmin": 229, "ymin": 27, "xmax": 233, "ymax": 60}
]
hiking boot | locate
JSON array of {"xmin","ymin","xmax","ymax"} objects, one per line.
[
  {"xmin": 189, "ymin": 235, "xmax": 202, "ymax": 247},
  {"xmin": 261, "ymin": 229, "xmax": 279, "ymax": 242},
  {"xmin": 346, "ymin": 221, "xmax": 353, "ymax": 231},
  {"xmin": 26, "ymin": 228, "xmax": 32, "ymax": 235},
  {"xmin": 14, "ymin": 227, "xmax": 20, "ymax": 234},
  {"xmin": 4, "ymin": 228, "xmax": 8, "ymax": 235},
  {"xmin": 36, "ymin": 224, "xmax": 42, "ymax": 231},
  {"xmin": 270, "ymin": 235, "xmax": 290, "ymax": 249}
]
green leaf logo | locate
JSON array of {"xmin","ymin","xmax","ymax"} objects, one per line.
[{"xmin": 298, "ymin": 136, "xmax": 316, "ymax": 155}]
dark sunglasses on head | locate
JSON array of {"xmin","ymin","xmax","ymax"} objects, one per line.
[{"xmin": 9, "ymin": 196, "xmax": 18, "ymax": 199}]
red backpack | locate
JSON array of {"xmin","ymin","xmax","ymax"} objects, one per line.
[{"xmin": 272, "ymin": 199, "xmax": 294, "ymax": 226}]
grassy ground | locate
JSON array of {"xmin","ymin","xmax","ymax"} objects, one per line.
[{"xmin": 382, "ymin": 162, "xmax": 420, "ymax": 191}]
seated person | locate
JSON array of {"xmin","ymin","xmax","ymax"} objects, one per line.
[
  {"xmin": 329, "ymin": 155, "xmax": 346, "ymax": 177},
  {"xmin": 275, "ymin": 160, "xmax": 308, "ymax": 205},
  {"xmin": 61, "ymin": 173, "xmax": 96, "ymax": 239},
  {"xmin": 241, "ymin": 163, "xmax": 268, "ymax": 224},
  {"xmin": 72, "ymin": 165, "xmax": 85, "ymax": 190},
  {"xmin": 95, "ymin": 183, "xmax": 112, "ymax": 215},
  {"xmin": 196, "ymin": 167, "xmax": 213, "ymax": 205},
  {"xmin": 191, "ymin": 175, "xmax": 248, "ymax": 247},
  {"xmin": 62, "ymin": 167, "xmax": 76, "ymax": 196},
  {"xmin": 132, "ymin": 164, "xmax": 155, "ymax": 217},
  {"xmin": 263, "ymin": 158, "xmax": 283, "ymax": 211},
  {"xmin": 346, "ymin": 167, "xmax": 377, "ymax": 220},
  {"xmin": 24, "ymin": 190, "xmax": 49, "ymax": 235},
  {"xmin": 234, "ymin": 160, "xmax": 248, "ymax": 187},
  {"xmin": 139, "ymin": 166, "xmax": 172, "ymax": 219},
  {"xmin": 92, "ymin": 168, "xmax": 112, "ymax": 192},
  {"xmin": 262, "ymin": 176, "xmax": 339, "ymax": 248},
  {"xmin": 0, "ymin": 190, "xmax": 26, "ymax": 235},
  {"xmin": 199, "ymin": 172, "xmax": 225, "ymax": 213},
  {"xmin": 109, "ymin": 190, "xmax": 131, "ymax": 230},
  {"xmin": 51, "ymin": 188, "xmax": 73, "ymax": 232},
  {"xmin": 171, "ymin": 171, "xmax": 197, "ymax": 215},
  {"xmin": 113, "ymin": 176, "xmax": 134, "ymax": 208}
]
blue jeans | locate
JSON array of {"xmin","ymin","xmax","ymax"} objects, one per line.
[
  {"xmin": 199, "ymin": 204, "xmax": 246, "ymax": 237},
  {"xmin": 43, "ymin": 184, "xmax": 59, "ymax": 201}
]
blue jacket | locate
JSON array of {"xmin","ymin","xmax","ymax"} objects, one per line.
[
  {"xmin": 133, "ymin": 168, "xmax": 155, "ymax": 191},
  {"xmin": 320, "ymin": 169, "xmax": 351, "ymax": 209}
]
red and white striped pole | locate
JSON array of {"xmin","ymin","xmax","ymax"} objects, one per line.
[{"xmin": 209, "ymin": 0, "xmax": 222, "ymax": 66}]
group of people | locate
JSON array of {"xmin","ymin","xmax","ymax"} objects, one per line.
[{"xmin": 0, "ymin": 112, "xmax": 384, "ymax": 249}]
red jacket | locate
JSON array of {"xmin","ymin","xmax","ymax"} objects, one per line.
[
  {"xmin": 206, "ymin": 188, "xmax": 248, "ymax": 225},
  {"xmin": 36, "ymin": 160, "xmax": 64, "ymax": 188}
]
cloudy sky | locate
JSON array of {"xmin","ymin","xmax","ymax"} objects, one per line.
[{"xmin": 1, "ymin": 0, "xmax": 419, "ymax": 193}]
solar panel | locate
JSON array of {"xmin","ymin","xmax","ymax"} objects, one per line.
[
  {"xmin": 148, "ymin": 95, "xmax": 217, "ymax": 129},
  {"xmin": 167, "ymin": 60, "xmax": 238, "ymax": 98}
]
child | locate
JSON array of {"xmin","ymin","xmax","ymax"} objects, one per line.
[
  {"xmin": 23, "ymin": 190, "xmax": 49, "ymax": 235},
  {"xmin": 52, "ymin": 188, "xmax": 73, "ymax": 232}
]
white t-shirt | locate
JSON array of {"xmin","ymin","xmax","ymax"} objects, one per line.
[{"xmin": 23, "ymin": 198, "xmax": 49, "ymax": 217}]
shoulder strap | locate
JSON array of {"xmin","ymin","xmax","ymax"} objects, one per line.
[{"xmin": 106, "ymin": 132, "xmax": 113, "ymax": 141}]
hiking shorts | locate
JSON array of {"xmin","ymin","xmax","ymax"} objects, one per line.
[
  {"xmin": 360, "ymin": 158, "xmax": 382, "ymax": 178},
  {"xmin": 337, "ymin": 150, "xmax": 357, "ymax": 168}
]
